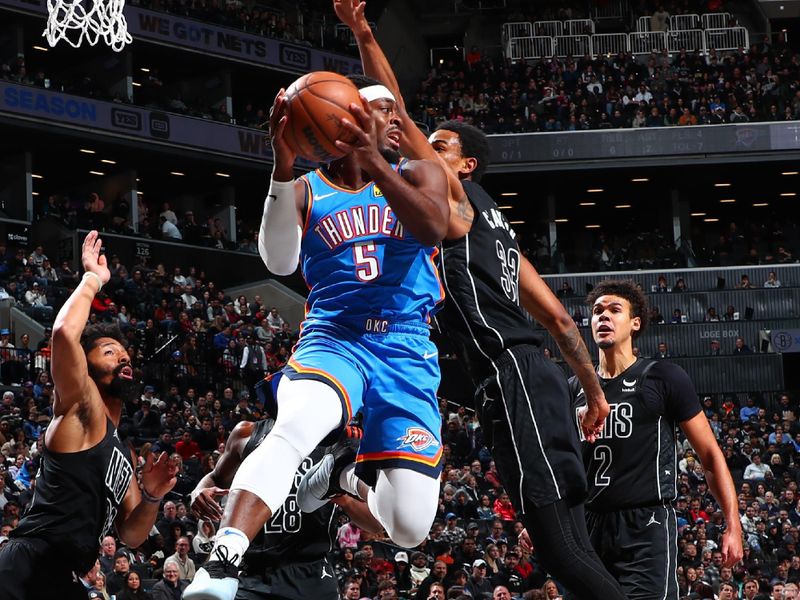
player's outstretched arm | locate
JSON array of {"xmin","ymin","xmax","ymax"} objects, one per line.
[
  {"xmin": 518, "ymin": 257, "xmax": 607, "ymax": 442},
  {"xmin": 259, "ymin": 88, "xmax": 306, "ymax": 276},
  {"xmin": 336, "ymin": 0, "xmax": 437, "ymax": 163},
  {"xmin": 51, "ymin": 230, "xmax": 109, "ymax": 416},
  {"xmin": 190, "ymin": 421, "xmax": 254, "ymax": 520},
  {"xmin": 682, "ymin": 413, "xmax": 743, "ymax": 567}
]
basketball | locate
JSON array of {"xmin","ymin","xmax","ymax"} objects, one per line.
[{"xmin": 282, "ymin": 71, "xmax": 362, "ymax": 163}]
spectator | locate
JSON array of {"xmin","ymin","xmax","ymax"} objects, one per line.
[
  {"xmin": 733, "ymin": 336, "xmax": 753, "ymax": 355},
  {"xmin": 267, "ymin": 306, "xmax": 285, "ymax": 333},
  {"xmin": 764, "ymin": 271, "xmax": 782, "ymax": 288},
  {"xmin": 654, "ymin": 341, "xmax": 671, "ymax": 358},
  {"xmin": 738, "ymin": 274, "xmax": 754, "ymax": 289},
  {"xmin": 160, "ymin": 216, "xmax": 182, "ymax": 240},
  {"xmin": 165, "ymin": 536, "xmax": 195, "ymax": 581},
  {"xmin": 709, "ymin": 339, "xmax": 721, "ymax": 356},
  {"xmin": 150, "ymin": 561, "xmax": 187, "ymax": 600},
  {"xmin": 466, "ymin": 559, "xmax": 492, "ymax": 599},
  {"xmin": 743, "ymin": 453, "xmax": 772, "ymax": 483},
  {"xmin": 117, "ymin": 571, "xmax": 151, "ymax": 600},
  {"xmin": 337, "ymin": 518, "xmax": 361, "ymax": 550}
]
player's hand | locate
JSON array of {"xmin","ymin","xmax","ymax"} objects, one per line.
[
  {"xmin": 268, "ymin": 88, "xmax": 297, "ymax": 176},
  {"xmin": 579, "ymin": 394, "xmax": 609, "ymax": 443},
  {"xmin": 720, "ymin": 525, "xmax": 744, "ymax": 567},
  {"xmin": 190, "ymin": 486, "xmax": 229, "ymax": 521},
  {"xmin": 336, "ymin": 100, "xmax": 384, "ymax": 171},
  {"xmin": 140, "ymin": 451, "xmax": 178, "ymax": 500},
  {"xmin": 81, "ymin": 230, "xmax": 111, "ymax": 285},
  {"xmin": 334, "ymin": 0, "xmax": 370, "ymax": 35},
  {"xmin": 518, "ymin": 527, "xmax": 533, "ymax": 552}
]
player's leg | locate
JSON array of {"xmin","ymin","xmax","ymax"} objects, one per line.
[
  {"xmin": 613, "ymin": 505, "xmax": 679, "ymax": 600},
  {"xmin": 524, "ymin": 501, "xmax": 627, "ymax": 600},
  {"xmin": 299, "ymin": 325, "xmax": 442, "ymax": 547},
  {"xmin": 480, "ymin": 346, "xmax": 627, "ymax": 599}
]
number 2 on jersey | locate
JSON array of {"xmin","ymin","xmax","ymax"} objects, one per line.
[
  {"xmin": 354, "ymin": 242, "xmax": 381, "ymax": 282},
  {"xmin": 593, "ymin": 444, "xmax": 612, "ymax": 487}
]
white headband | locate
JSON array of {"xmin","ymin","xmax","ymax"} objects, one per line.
[{"xmin": 359, "ymin": 84, "xmax": 397, "ymax": 103}]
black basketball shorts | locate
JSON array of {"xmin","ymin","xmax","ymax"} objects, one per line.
[
  {"xmin": 475, "ymin": 344, "xmax": 587, "ymax": 511},
  {"xmin": 236, "ymin": 557, "xmax": 339, "ymax": 600},
  {"xmin": 0, "ymin": 537, "xmax": 90, "ymax": 600},
  {"xmin": 586, "ymin": 504, "xmax": 679, "ymax": 600}
]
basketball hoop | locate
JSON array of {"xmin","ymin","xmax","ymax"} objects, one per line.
[{"xmin": 44, "ymin": 0, "xmax": 132, "ymax": 52}]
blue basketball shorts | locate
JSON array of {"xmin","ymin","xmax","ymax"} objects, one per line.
[{"xmin": 282, "ymin": 319, "xmax": 443, "ymax": 486}]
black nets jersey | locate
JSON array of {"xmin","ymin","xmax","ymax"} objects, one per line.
[
  {"xmin": 569, "ymin": 359, "xmax": 702, "ymax": 512},
  {"xmin": 240, "ymin": 419, "xmax": 336, "ymax": 574},
  {"xmin": 12, "ymin": 418, "xmax": 133, "ymax": 573},
  {"xmin": 437, "ymin": 180, "xmax": 542, "ymax": 384}
]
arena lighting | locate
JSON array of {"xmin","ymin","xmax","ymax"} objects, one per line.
[
  {"xmin": 136, "ymin": 191, "xmax": 143, "ymax": 195},
  {"xmin": 132, "ymin": 82, "xmax": 141, "ymax": 87},
  {"xmin": 89, "ymin": 171, "xmax": 105, "ymax": 176},
  {"xmin": 631, "ymin": 178, "xmax": 649, "ymax": 182},
  {"xmin": 690, "ymin": 212, "xmax": 706, "ymax": 216},
  {"xmin": 497, "ymin": 205, "xmax": 512, "ymax": 209},
  {"xmin": 720, "ymin": 199, "xmax": 736, "ymax": 203},
  {"xmin": 587, "ymin": 188, "xmax": 603, "ymax": 193},
  {"xmin": 32, "ymin": 192, "xmax": 39, "ymax": 196},
  {"xmin": 781, "ymin": 171, "xmax": 798, "ymax": 175},
  {"xmin": 140, "ymin": 67, "xmax": 150, "ymax": 72},
  {"xmin": 31, "ymin": 174, "xmax": 43, "ymax": 179},
  {"xmin": 753, "ymin": 203, "xmax": 769, "ymax": 207},
  {"xmin": 101, "ymin": 159, "xmax": 116, "ymax": 164},
  {"xmin": 579, "ymin": 202, "xmax": 596, "ymax": 206},
  {"xmin": 170, "ymin": 171, "xmax": 185, "ymax": 176},
  {"xmin": 215, "ymin": 172, "xmax": 231, "ymax": 178},
  {"xmin": 136, "ymin": 178, "xmax": 140, "ymax": 182},
  {"xmin": 704, "ymin": 218, "xmax": 719, "ymax": 222},
  {"xmin": 615, "ymin": 204, "xmax": 631, "ymax": 209},
  {"xmin": 509, "ymin": 220, "xmax": 525, "ymax": 224},
  {"xmin": 32, "ymin": 45, "xmax": 49, "ymax": 52},
  {"xmin": 554, "ymin": 219, "xmax": 569, "ymax": 223},
  {"xmin": 500, "ymin": 192, "xmax": 518, "ymax": 197},
  {"xmin": 585, "ymin": 224, "xmax": 601, "ymax": 229},
  {"xmin": 780, "ymin": 192, "xmax": 797, "ymax": 197},
  {"xmin": 79, "ymin": 148, "xmax": 95, "ymax": 154},
  {"xmin": 714, "ymin": 183, "xmax": 731, "ymax": 187}
]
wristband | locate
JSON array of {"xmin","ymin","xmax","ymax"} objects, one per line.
[
  {"xmin": 82, "ymin": 271, "xmax": 103, "ymax": 291},
  {"xmin": 140, "ymin": 485, "xmax": 163, "ymax": 504}
]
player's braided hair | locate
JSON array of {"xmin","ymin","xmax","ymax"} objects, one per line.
[
  {"xmin": 585, "ymin": 279, "xmax": 649, "ymax": 339},
  {"xmin": 80, "ymin": 322, "xmax": 127, "ymax": 354},
  {"xmin": 435, "ymin": 120, "xmax": 490, "ymax": 182}
]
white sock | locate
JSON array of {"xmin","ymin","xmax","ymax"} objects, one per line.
[
  {"xmin": 338, "ymin": 463, "xmax": 363, "ymax": 499},
  {"xmin": 209, "ymin": 527, "xmax": 249, "ymax": 567}
]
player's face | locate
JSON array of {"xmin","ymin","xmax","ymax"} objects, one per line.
[
  {"xmin": 591, "ymin": 295, "xmax": 641, "ymax": 350},
  {"xmin": 368, "ymin": 98, "xmax": 401, "ymax": 163},
  {"xmin": 87, "ymin": 338, "xmax": 138, "ymax": 402},
  {"xmin": 428, "ymin": 129, "xmax": 476, "ymax": 179}
]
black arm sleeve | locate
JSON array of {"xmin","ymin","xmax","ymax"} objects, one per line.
[{"xmin": 643, "ymin": 361, "xmax": 702, "ymax": 423}]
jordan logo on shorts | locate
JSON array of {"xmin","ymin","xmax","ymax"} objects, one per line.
[{"xmin": 646, "ymin": 512, "xmax": 661, "ymax": 527}]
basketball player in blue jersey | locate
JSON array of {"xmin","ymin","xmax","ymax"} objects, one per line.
[
  {"xmin": 322, "ymin": 2, "xmax": 628, "ymax": 599},
  {"xmin": 183, "ymin": 69, "xmax": 449, "ymax": 599}
]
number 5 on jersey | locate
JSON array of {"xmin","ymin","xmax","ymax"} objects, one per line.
[{"xmin": 354, "ymin": 242, "xmax": 381, "ymax": 282}]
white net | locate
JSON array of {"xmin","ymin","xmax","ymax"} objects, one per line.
[{"xmin": 44, "ymin": 0, "xmax": 132, "ymax": 52}]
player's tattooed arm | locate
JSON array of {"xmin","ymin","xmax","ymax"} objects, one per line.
[{"xmin": 518, "ymin": 256, "xmax": 608, "ymax": 441}]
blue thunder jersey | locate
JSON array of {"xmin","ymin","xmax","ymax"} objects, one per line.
[{"xmin": 298, "ymin": 163, "xmax": 444, "ymax": 327}]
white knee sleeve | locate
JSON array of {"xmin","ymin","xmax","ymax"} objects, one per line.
[
  {"xmin": 367, "ymin": 468, "xmax": 440, "ymax": 548},
  {"xmin": 230, "ymin": 377, "xmax": 343, "ymax": 512}
]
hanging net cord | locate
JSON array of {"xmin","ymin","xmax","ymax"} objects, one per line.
[{"xmin": 44, "ymin": 0, "xmax": 132, "ymax": 52}]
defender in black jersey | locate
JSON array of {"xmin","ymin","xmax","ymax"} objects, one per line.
[
  {"xmin": 189, "ymin": 379, "xmax": 375, "ymax": 600},
  {"xmin": 569, "ymin": 279, "xmax": 742, "ymax": 600},
  {"xmin": 0, "ymin": 231, "xmax": 177, "ymax": 600},
  {"xmin": 337, "ymin": 5, "xmax": 625, "ymax": 598}
]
